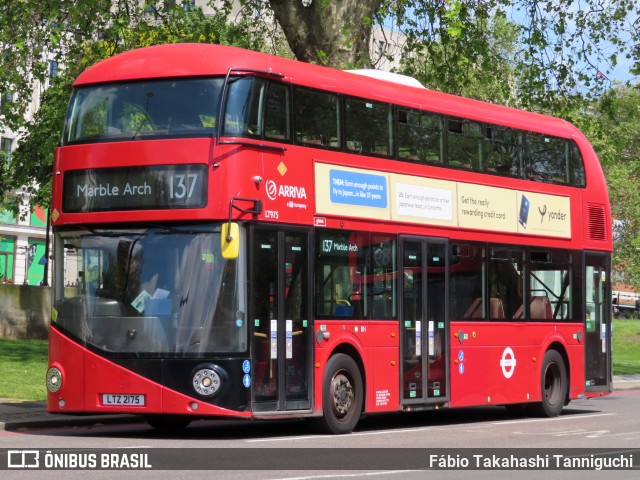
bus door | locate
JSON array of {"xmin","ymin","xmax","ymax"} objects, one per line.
[
  {"xmin": 399, "ymin": 237, "xmax": 449, "ymax": 405},
  {"xmin": 249, "ymin": 226, "xmax": 312, "ymax": 412},
  {"xmin": 584, "ymin": 253, "xmax": 612, "ymax": 393}
]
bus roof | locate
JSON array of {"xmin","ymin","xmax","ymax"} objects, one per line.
[{"xmin": 76, "ymin": 43, "xmax": 579, "ymax": 139}]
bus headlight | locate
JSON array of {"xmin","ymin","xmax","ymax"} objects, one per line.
[
  {"xmin": 47, "ymin": 367, "xmax": 63, "ymax": 393},
  {"xmin": 193, "ymin": 366, "xmax": 222, "ymax": 397}
]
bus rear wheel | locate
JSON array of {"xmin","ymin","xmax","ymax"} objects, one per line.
[
  {"xmin": 533, "ymin": 349, "xmax": 567, "ymax": 417},
  {"xmin": 320, "ymin": 353, "xmax": 363, "ymax": 434}
]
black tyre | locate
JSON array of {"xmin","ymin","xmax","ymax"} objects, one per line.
[
  {"xmin": 146, "ymin": 415, "xmax": 192, "ymax": 431},
  {"xmin": 533, "ymin": 349, "xmax": 567, "ymax": 417},
  {"xmin": 319, "ymin": 353, "xmax": 363, "ymax": 434}
]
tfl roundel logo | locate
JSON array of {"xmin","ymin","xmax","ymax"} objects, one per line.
[
  {"xmin": 266, "ymin": 180, "xmax": 278, "ymax": 200},
  {"xmin": 500, "ymin": 347, "xmax": 517, "ymax": 379}
]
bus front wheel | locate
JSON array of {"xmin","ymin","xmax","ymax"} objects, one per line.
[
  {"xmin": 320, "ymin": 353, "xmax": 363, "ymax": 434},
  {"xmin": 533, "ymin": 349, "xmax": 567, "ymax": 417}
]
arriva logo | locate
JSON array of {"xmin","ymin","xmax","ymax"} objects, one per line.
[{"xmin": 265, "ymin": 180, "xmax": 307, "ymax": 201}]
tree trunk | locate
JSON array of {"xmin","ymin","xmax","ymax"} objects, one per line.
[{"xmin": 268, "ymin": 0, "xmax": 382, "ymax": 68}]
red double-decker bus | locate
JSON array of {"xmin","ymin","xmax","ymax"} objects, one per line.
[{"xmin": 47, "ymin": 43, "xmax": 612, "ymax": 434}]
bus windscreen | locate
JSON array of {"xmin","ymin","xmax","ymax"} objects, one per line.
[{"xmin": 65, "ymin": 78, "xmax": 223, "ymax": 144}]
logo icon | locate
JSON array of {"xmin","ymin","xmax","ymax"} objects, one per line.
[
  {"xmin": 266, "ymin": 180, "xmax": 278, "ymax": 200},
  {"xmin": 538, "ymin": 204, "xmax": 548, "ymax": 223},
  {"xmin": 8, "ymin": 450, "xmax": 40, "ymax": 469},
  {"xmin": 500, "ymin": 347, "xmax": 517, "ymax": 379}
]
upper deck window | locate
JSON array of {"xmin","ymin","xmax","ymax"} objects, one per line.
[
  {"xmin": 294, "ymin": 87, "xmax": 340, "ymax": 148},
  {"xmin": 64, "ymin": 78, "xmax": 223, "ymax": 144},
  {"xmin": 344, "ymin": 97, "xmax": 391, "ymax": 156},
  {"xmin": 222, "ymin": 76, "xmax": 292, "ymax": 142},
  {"xmin": 447, "ymin": 119, "xmax": 489, "ymax": 170},
  {"xmin": 570, "ymin": 142, "xmax": 586, "ymax": 187},
  {"xmin": 396, "ymin": 109, "xmax": 442, "ymax": 164},
  {"xmin": 484, "ymin": 127, "xmax": 523, "ymax": 177},
  {"xmin": 222, "ymin": 76, "xmax": 265, "ymax": 138},
  {"xmin": 526, "ymin": 133, "xmax": 569, "ymax": 184}
]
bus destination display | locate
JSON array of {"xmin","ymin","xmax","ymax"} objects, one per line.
[{"xmin": 63, "ymin": 165, "xmax": 207, "ymax": 212}]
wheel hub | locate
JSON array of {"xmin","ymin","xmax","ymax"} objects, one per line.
[{"xmin": 332, "ymin": 374, "xmax": 354, "ymax": 417}]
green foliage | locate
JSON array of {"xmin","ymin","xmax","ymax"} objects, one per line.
[
  {"xmin": 0, "ymin": 1, "xmax": 263, "ymax": 210},
  {"xmin": 378, "ymin": 0, "xmax": 639, "ymax": 113},
  {"xmin": 399, "ymin": 6, "xmax": 522, "ymax": 107},
  {"xmin": 576, "ymin": 85, "xmax": 640, "ymax": 287}
]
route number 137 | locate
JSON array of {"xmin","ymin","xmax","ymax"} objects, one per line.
[{"xmin": 168, "ymin": 173, "xmax": 199, "ymax": 199}]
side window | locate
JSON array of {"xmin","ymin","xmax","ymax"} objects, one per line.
[
  {"xmin": 0, "ymin": 236, "xmax": 16, "ymax": 284},
  {"xmin": 397, "ymin": 109, "xmax": 442, "ymax": 164},
  {"xmin": 446, "ymin": 119, "xmax": 487, "ymax": 170},
  {"xmin": 529, "ymin": 250, "xmax": 572, "ymax": 321},
  {"xmin": 223, "ymin": 76, "xmax": 265, "ymax": 137},
  {"xmin": 315, "ymin": 230, "xmax": 396, "ymax": 320},
  {"xmin": 489, "ymin": 248, "xmax": 525, "ymax": 320},
  {"xmin": 526, "ymin": 133, "xmax": 569, "ymax": 184},
  {"xmin": 1, "ymin": 137, "xmax": 13, "ymax": 164},
  {"xmin": 570, "ymin": 141, "xmax": 586, "ymax": 187},
  {"xmin": 451, "ymin": 244, "xmax": 487, "ymax": 320},
  {"xmin": 264, "ymin": 81, "xmax": 291, "ymax": 141},
  {"xmin": 485, "ymin": 126, "xmax": 523, "ymax": 177},
  {"xmin": 294, "ymin": 88, "xmax": 339, "ymax": 148},
  {"xmin": 344, "ymin": 97, "xmax": 391, "ymax": 156},
  {"xmin": 368, "ymin": 234, "xmax": 397, "ymax": 319},
  {"xmin": 316, "ymin": 230, "xmax": 367, "ymax": 320}
]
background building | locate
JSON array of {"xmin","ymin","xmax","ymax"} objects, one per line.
[{"xmin": 1, "ymin": 60, "xmax": 56, "ymax": 286}]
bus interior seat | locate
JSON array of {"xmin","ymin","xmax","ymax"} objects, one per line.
[
  {"xmin": 334, "ymin": 285, "xmax": 353, "ymax": 316},
  {"xmin": 490, "ymin": 297, "xmax": 505, "ymax": 319},
  {"xmin": 463, "ymin": 297, "xmax": 505, "ymax": 319},
  {"xmin": 463, "ymin": 298, "xmax": 482, "ymax": 318},
  {"xmin": 529, "ymin": 295, "xmax": 552, "ymax": 320},
  {"xmin": 512, "ymin": 296, "xmax": 551, "ymax": 320},
  {"xmin": 334, "ymin": 304, "xmax": 354, "ymax": 317}
]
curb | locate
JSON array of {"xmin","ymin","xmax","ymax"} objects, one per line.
[{"xmin": 0, "ymin": 414, "xmax": 144, "ymax": 432}]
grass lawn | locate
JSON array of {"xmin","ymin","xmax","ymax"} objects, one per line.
[
  {"xmin": 0, "ymin": 338, "xmax": 48, "ymax": 402},
  {"xmin": 0, "ymin": 319, "xmax": 638, "ymax": 402},
  {"xmin": 613, "ymin": 318, "xmax": 640, "ymax": 375}
]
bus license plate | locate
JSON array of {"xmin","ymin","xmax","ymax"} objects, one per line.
[{"xmin": 102, "ymin": 394, "xmax": 145, "ymax": 406}]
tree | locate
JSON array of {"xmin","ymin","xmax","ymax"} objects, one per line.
[
  {"xmin": 0, "ymin": 1, "xmax": 260, "ymax": 210},
  {"xmin": 399, "ymin": 9, "xmax": 521, "ymax": 107},
  {"xmin": 267, "ymin": 0, "xmax": 380, "ymax": 67},
  {"xmin": 576, "ymin": 85, "xmax": 640, "ymax": 287},
  {"xmin": 235, "ymin": 1, "xmax": 639, "ymax": 112}
]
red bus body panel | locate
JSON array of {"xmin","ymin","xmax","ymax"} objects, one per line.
[
  {"xmin": 48, "ymin": 328, "xmax": 251, "ymax": 418},
  {"xmin": 49, "ymin": 43, "xmax": 611, "ymax": 422},
  {"xmin": 448, "ymin": 323, "xmax": 584, "ymax": 407}
]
